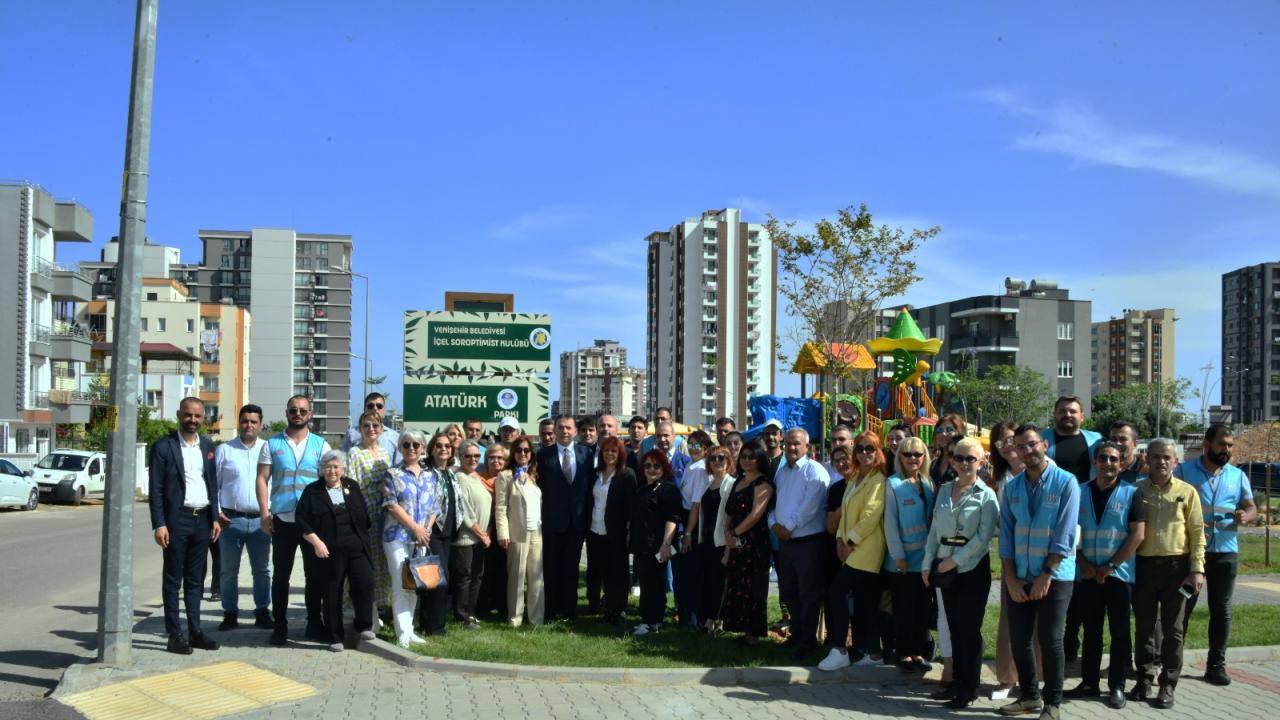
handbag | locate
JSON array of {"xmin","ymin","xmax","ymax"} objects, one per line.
[
  {"xmin": 929, "ymin": 558, "xmax": 957, "ymax": 590},
  {"xmin": 401, "ymin": 544, "xmax": 447, "ymax": 591}
]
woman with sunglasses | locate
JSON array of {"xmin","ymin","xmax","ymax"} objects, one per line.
[
  {"xmin": 819, "ymin": 434, "xmax": 888, "ymax": 671},
  {"xmin": 494, "ymin": 436, "xmax": 545, "ymax": 626},
  {"xmin": 416, "ymin": 432, "xmax": 469, "ymax": 636},
  {"xmin": 882, "ymin": 436, "xmax": 937, "ymax": 674},
  {"xmin": 380, "ymin": 429, "xmax": 437, "ymax": 647},
  {"xmin": 989, "ymin": 420, "xmax": 1028, "ymax": 699},
  {"xmin": 348, "ymin": 410, "xmax": 395, "ymax": 626},
  {"xmin": 721, "ymin": 442, "xmax": 774, "ymax": 644},
  {"xmin": 698, "ymin": 446, "xmax": 736, "ymax": 634},
  {"xmin": 930, "ymin": 414, "xmax": 966, "ymax": 485},
  {"xmin": 676, "ymin": 430, "xmax": 713, "ymax": 629},
  {"xmin": 585, "ymin": 436, "xmax": 637, "ymax": 624},
  {"xmin": 442, "ymin": 424, "xmax": 465, "ymax": 467},
  {"xmin": 630, "ymin": 450, "xmax": 683, "ymax": 635},
  {"xmin": 476, "ymin": 441, "xmax": 509, "ymax": 621},
  {"xmin": 450, "ymin": 439, "xmax": 492, "ymax": 628},
  {"xmin": 923, "ymin": 435, "xmax": 998, "ymax": 709}
]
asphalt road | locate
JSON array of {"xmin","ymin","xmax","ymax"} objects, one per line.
[{"xmin": 0, "ymin": 501, "xmax": 165, "ymax": 717}]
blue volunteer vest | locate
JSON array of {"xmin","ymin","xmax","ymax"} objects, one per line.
[
  {"xmin": 1178, "ymin": 459, "xmax": 1248, "ymax": 553},
  {"xmin": 1044, "ymin": 427, "xmax": 1103, "ymax": 481},
  {"xmin": 883, "ymin": 474, "xmax": 935, "ymax": 573},
  {"xmin": 1077, "ymin": 480, "xmax": 1138, "ymax": 584},
  {"xmin": 268, "ymin": 433, "xmax": 326, "ymax": 515},
  {"xmin": 1005, "ymin": 464, "xmax": 1078, "ymax": 582}
]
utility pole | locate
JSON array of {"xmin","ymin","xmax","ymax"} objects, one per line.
[{"xmin": 98, "ymin": 0, "xmax": 159, "ymax": 667}]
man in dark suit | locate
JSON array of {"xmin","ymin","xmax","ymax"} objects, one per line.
[
  {"xmin": 537, "ymin": 414, "xmax": 595, "ymax": 621},
  {"xmin": 149, "ymin": 396, "xmax": 222, "ymax": 655}
]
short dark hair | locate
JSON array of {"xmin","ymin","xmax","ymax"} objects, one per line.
[
  {"xmin": 715, "ymin": 417, "xmax": 736, "ymax": 428},
  {"xmin": 628, "ymin": 415, "xmax": 647, "ymax": 428},
  {"xmin": 578, "ymin": 415, "xmax": 597, "ymax": 430},
  {"xmin": 238, "ymin": 403, "xmax": 264, "ymax": 421},
  {"xmin": 287, "ymin": 394, "xmax": 311, "ymax": 409},
  {"xmin": 723, "ymin": 430, "xmax": 743, "ymax": 444},
  {"xmin": 1205, "ymin": 422, "xmax": 1233, "ymax": 445},
  {"xmin": 688, "ymin": 429, "xmax": 713, "ymax": 448},
  {"xmin": 1095, "ymin": 441, "xmax": 1124, "ymax": 458},
  {"xmin": 1055, "ymin": 395, "xmax": 1083, "ymax": 411},
  {"xmin": 464, "ymin": 417, "xmax": 483, "ymax": 426},
  {"xmin": 363, "ymin": 391, "xmax": 385, "ymax": 404},
  {"xmin": 655, "ymin": 406, "xmax": 673, "ymax": 417},
  {"xmin": 1108, "ymin": 420, "xmax": 1138, "ymax": 439},
  {"xmin": 554, "ymin": 414, "xmax": 576, "ymax": 427},
  {"xmin": 1014, "ymin": 422, "xmax": 1041, "ymax": 439}
]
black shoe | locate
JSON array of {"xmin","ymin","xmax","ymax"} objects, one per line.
[
  {"xmin": 1127, "ymin": 680, "xmax": 1151, "ymax": 702},
  {"xmin": 269, "ymin": 628, "xmax": 287, "ymax": 646},
  {"xmin": 1105, "ymin": 688, "xmax": 1126, "ymax": 709},
  {"xmin": 1204, "ymin": 667, "xmax": 1232, "ymax": 686},
  {"xmin": 254, "ymin": 609, "xmax": 274, "ymax": 629},
  {"xmin": 209, "ymin": 589, "xmax": 221, "ymax": 602},
  {"xmin": 166, "ymin": 634, "xmax": 193, "ymax": 655},
  {"xmin": 303, "ymin": 625, "xmax": 329, "ymax": 642},
  {"xmin": 929, "ymin": 683, "xmax": 956, "ymax": 701},
  {"xmin": 218, "ymin": 614, "xmax": 239, "ymax": 632},
  {"xmin": 1151, "ymin": 684, "xmax": 1175, "ymax": 710},
  {"xmin": 1063, "ymin": 682, "xmax": 1100, "ymax": 699},
  {"xmin": 189, "ymin": 631, "xmax": 220, "ymax": 651}
]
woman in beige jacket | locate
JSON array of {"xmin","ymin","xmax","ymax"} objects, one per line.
[{"xmin": 494, "ymin": 436, "xmax": 544, "ymax": 626}]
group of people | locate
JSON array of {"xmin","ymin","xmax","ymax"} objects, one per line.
[{"xmin": 148, "ymin": 392, "xmax": 1255, "ymax": 720}]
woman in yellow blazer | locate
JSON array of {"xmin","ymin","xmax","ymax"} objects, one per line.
[
  {"xmin": 818, "ymin": 432, "xmax": 888, "ymax": 671},
  {"xmin": 494, "ymin": 436, "xmax": 544, "ymax": 627}
]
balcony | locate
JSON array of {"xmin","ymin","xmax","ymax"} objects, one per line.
[
  {"xmin": 50, "ymin": 321, "xmax": 91, "ymax": 363},
  {"xmin": 53, "ymin": 200, "xmax": 93, "ymax": 242},
  {"xmin": 50, "ymin": 389, "xmax": 92, "ymax": 424},
  {"xmin": 949, "ymin": 332, "xmax": 1021, "ymax": 353},
  {"xmin": 949, "ymin": 296, "xmax": 1020, "ymax": 319},
  {"xmin": 30, "ymin": 256, "xmax": 54, "ymax": 294},
  {"xmin": 30, "ymin": 391, "xmax": 50, "ymax": 409},
  {"xmin": 29, "ymin": 324, "xmax": 51, "ymax": 356},
  {"xmin": 52, "ymin": 264, "xmax": 92, "ymax": 301}
]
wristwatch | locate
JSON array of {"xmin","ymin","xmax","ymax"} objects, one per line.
[{"xmin": 1107, "ymin": 561, "xmax": 1120, "ymax": 571}]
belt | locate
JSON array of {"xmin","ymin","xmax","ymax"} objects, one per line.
[
  {"xmin": 785, "ymin": 532, "xmax": 825, "ymax": 543},
  {"xmin": 1137, "ymin": 554, "xmax": 1189, "ymax": 564},
  {"xmin": 223, "ymin": 509, "xmax": 259, "ymax": 518},
  {"xmin": 182, "ymin": 506, "xmax": 210, "ymax": 515}
]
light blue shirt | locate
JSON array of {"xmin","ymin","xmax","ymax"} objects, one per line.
[
  {"xmin": 768, "ymin": 454, "xmax": 831, "ymax": 538},
  {"xmin": 215, "ymin": 436, "xmax": 264, "ymax": 513}
]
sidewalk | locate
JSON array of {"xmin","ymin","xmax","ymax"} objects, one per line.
[{"xmin": 51, "ymin": 559, "xmax": 1280, "ymax": 720}]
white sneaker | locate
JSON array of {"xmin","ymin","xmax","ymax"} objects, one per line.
[
  {"xmin": 818, "ymin": 648, "xmax": 851, "ymax": 671},
  {"xmin": 631, "ymin": 585, "xmax": 641, "ymax": 597},
  {"xmin": 852, "ymin": 654, "xmax": 879, "ymax": 667},
  {"xmin": 634, "ymin": 623, "xmax": 658, "ymax": 636}
]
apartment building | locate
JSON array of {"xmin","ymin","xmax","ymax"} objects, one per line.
[
  {"xmin": 558, "ymin": 340, "xmax": 647, "ymax": 419},
  {"xmin": 646, "ymin": 208, "xmax": 774, "ymax": 427},
  {"xmin": 1222, "ymin": 262, "xmax": 1280, "ymax": 423},
  {"xmin": 1091, "ymin": 308, "xmax": 1176, "ymax": 395}
]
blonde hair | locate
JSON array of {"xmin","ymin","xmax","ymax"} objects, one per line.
[
  {"xmin": 896, "ymin": 436, "xmax": 933, "ymax": 485},
  {"xmin": 954, "ymin": 436, "xmax": 984, "ymax": 459}
]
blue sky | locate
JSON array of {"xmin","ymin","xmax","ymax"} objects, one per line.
[{"xmin": 4, "ymin": 1, "xmax": 1278, "ymax": 420}]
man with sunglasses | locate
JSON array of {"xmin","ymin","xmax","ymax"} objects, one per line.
[
  {"xmin": 1173, "ymin": 423, "xmax": 1255, "ymax": 687},
  {"xmin": 1065, "ymin": 442, "xmax": 1146, "ymax": 709},
  {"xmin": 256, "ymin": 395, "xmax": 332, "ymax": 646},
  {"xmin": 341, "ymin": 392, "xmax": 400, "ymax": 464}
]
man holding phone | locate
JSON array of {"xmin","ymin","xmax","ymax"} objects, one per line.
[{"xmin": 1131, "ymin": 439, "xmax": 1205, "ymax": 709}]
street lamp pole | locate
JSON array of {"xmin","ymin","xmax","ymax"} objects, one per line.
[{"xmin": 330, "ymin": 265, "xmax": 370, "ymax": 404}]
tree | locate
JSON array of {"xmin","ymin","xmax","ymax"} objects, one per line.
[
  {"xmin": 1088, "ymin": 379, "xmax": 1196, "ymax": 439},
  {"xmin": 768, "ymin": 204, "xmax": 939, "ymax": 379},
  {"xmin": 949, "ymin": 364, "xmax": 1055, "ymax": 428},
  {"xmin": 80, "ymin": 405, "xmax": 177, "ymax": 451}
]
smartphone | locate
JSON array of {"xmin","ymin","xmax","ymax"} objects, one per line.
[{"xmin": 1178, "ymin": 583, "xmax": 1195, "ymax": 599}]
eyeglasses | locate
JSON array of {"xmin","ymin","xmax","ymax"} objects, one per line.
[
  {"xmin": 687, "ymin": 442, "xmax": 702, "ymax": 451},
  {"xmin": 993, "ymin": 438, "xmax": 1015, "ymax": 450},
  {"xmin": 936, "ymin": 426, "xmax": 957, "ymax": 435},
  {"xmin": 514, "ymin": 447, "xmax": 532, "ymax": 455},
  {"xmin": 1014, "ymin": 441, "xmax": 1043, "ymax": 453},
  {"xmin": 462, "ymin": 453, "xmax": 481, "ymax": 460},
  {"xmin": 1097, "ymin": 455, "xmax": 1122, "ymax": 464},
  {"xmin": 900, "ymin": 451, "xmax": 924, "ymax": 459},
  {"xmin": 708, "ymin": 456, "xmax": 728, "ymax": 463},
  {"xmin": 432, "ymin": 444, "xmax": 451, "ymax": 452},
  {"xmin": 401, "ymin": 442, "xmax": 422, "ymax": 450},
  {"xmin": 366, "ymin": 402, "xmax": 384, "ymax": 410},
  {"xmin": 642, "ymin": 462, "xmax": 662, "ymax": 470},
  {"xmin": 834, "ymin": 455, "xmax": 852, "ymax": 464},
  {"xmin": 360, "ymin": 422, "xmax": 381, "ymax": 430},
  {"xmin": 952, "ymin": 455, "xmax": 979, "ymax": 464},
  {"xmin": 854, "ymin": 444, "xmax": 877, "ymax": 454},
  {"xmin": 286, "ymin": 407, "xmax": 308, "ymax": 415}
]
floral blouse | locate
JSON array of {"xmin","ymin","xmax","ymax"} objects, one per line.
[{"xmin": 381, "ymin": 463, "xmax": 438, "ymax": 544}]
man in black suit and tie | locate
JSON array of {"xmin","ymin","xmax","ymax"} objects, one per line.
[
  {"xmin": 537, "ymin": 415, "xmax": 595, "ymax": 621},
  {"xmin": 149, "ymin": 396, "xmax": 222, "ymax": 654}
]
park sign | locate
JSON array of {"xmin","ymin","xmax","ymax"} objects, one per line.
[
  {"xmin": 404, "ymin": 311, "xmax": 552, "ymax": 375},
  {"xmin": 402, "ymin": 374, "xmax": 549, "ymax": 434}
]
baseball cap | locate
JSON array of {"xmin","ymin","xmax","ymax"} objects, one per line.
[
  {"xmin": 498, "ymin": 417, "xmax": 521, "ymax": 431},
  {"xmin": 764, "ymin": 418, "xmax": 784, "ymax": 430}
]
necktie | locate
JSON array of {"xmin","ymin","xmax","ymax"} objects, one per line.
[{"xmin": 562, "ymin": 448, "xmax": 573, "ymax": 482}]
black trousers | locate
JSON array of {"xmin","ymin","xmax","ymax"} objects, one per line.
[
  {"xmin": 825, "ymin": 565, "xmax": 882, "ymax": 654},
  {"xmin": 890, "ymin": 571, "xmax": 933, "ymax": 659},
  {"xmin": 416, "ymin": 534, "xmax": 452, "ymax": 633},
  {"xmin": 942, "ymin": 557, "xmax": 992, "ymax": 697},
  {"xmin": 162, "ymin": 509, "xmax": 211, "ymax": 637},
  {"xmin": 699, "ymin": 542, "xmax": 729, "ymax": 622},
  {"xmin": 586, "ymin": 532, "xmax": 630, "ymax": 618},
  {"xmin": 543, "ymin": 528, "xmax": 584, "ymax": 620},
  {"xmin": 317, "ymin": 541, "xmax": 374, "ymax": 644},
  {"xmin": 636, "ymin": 551, "xmax": 669, "ymax": 625},
  {"xmin": 778, "ymin": 534, "xmax": 825, "ymax": 649},
  {"xmin": 449, "ymin": 543, "xmax": 486, "ymax": 621},
  {"xmin": 271, "ymin": 516, "xmax": 324, "ymax": 632},
  {"xmin": 1063, "ymin": 585, "xmax": 1082, "ymax": 661},
  {"xmin": 1078, "ymin": 575, "xmax": 1132, "ymax": 689},
  {"xmin": 1008, "ymin": 578, "xmax": 1073, "ymax": 706},
  {"xmin": 207, "ymin": 531, "xmax": 221, "ymax": 593},
  {"xmin": 1184, "ymin": 551, "xmax": 1237, "ymax": 670},
  {"xmin": 476, "ymin": 540, "xmax": 508, "ymax": 618},
  {"xmin": 1134, "ymin": 555, "xmax": 1190, "ymax": 687}
]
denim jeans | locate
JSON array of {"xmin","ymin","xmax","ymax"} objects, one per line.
[{"xmin": 219, "ymin": 514, "xmax": 272, "ymax": 614}]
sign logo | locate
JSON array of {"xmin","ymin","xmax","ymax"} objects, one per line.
[
  {"xmin": 496, "ymin": 388, "xmax": 519, "ymax": 410},
  {"xmin": 529, "ymin": 327, "xmax": 550, "ymax": 350}
]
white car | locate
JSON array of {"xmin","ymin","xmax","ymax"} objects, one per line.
[
  {"xmin": 33, "ymin": 450, "xmax": 107, "ymax": 505},
  {"xmin": 0, "ymin": 459, "xmax": 38, "ymax": 511}
]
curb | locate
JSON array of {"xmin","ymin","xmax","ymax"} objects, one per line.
[{"xmin": 51, "ymin": 596, "xmax": 167, "ymax": 700}]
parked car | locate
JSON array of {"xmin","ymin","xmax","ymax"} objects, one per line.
[
  {"xmin": 33, "ymin": 450, "xmax": 107, "ymax": 505},
  {"xmin": 1239, "ymin": 462, "xmax": 1280, "ymax": 495},
  {"xmin": 0, "ymin": 459, "xmax": 39, "ymax": 511}
]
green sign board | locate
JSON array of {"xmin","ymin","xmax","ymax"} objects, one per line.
[
  {"xmin": 403, "ymin": 374, "xmax": 549, "ymax": 433},
  {"xmin": 405, "ymin": 311, "xmax": 552, "ymax": 374}
]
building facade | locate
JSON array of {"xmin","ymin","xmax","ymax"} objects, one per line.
[
  {"xmin": 1090, "ymin": 308, "xmax": 1176, "ymax": 395},
  {"xmin": 910, "ymin": 278, "xmax": 1093, "ymax": 413},
  {"xmin": 0, "ymin": 182, "xmax": 94, "ymax": 455},
  {"xmin": 558, "ymin": 340, "xmax": 647, "ymax": 419},
  {"xmin": 646, "ymin": 208, "xmax": 774, "ymax": 427},
  {"xmin": 1222, "ymin": 262, "xmax": 1280, "ymax": 423}
]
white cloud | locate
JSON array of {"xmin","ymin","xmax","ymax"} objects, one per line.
[{"xmin": 975, "ymin": 88, "xmax": 1280, "ymax": 198}]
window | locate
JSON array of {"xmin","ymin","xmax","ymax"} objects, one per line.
[
  {"xmin": 206, "ymin": 405, "xmax": 220, "ymax": 423},
  {"xmin": 146, "ymin": 292, "xmax": 158, "ymax": 301},
  {"xmin": 223, "ymin": 239, "xmax": 234, "ymax": 253},
  {"xmin": 297, "ymin": 241, "xmax": 311, "ymax": 254},
  {"xmin": 201, "ymin": 376, "xmax": 219, "ymax": 392},
  {"xmin": 145, "ymin": 390, "xmax": 162, "ymax": 406},
  {"xmin": 157, "ymin": 318, "xmax": 167, "ymax": 332},
  {"xmin": 140, "ymin": 318, "xmax": 148, "ymax": 331},
  {"xmin": 186, "ymin": 319, "xmax": 194, "ymax": 333},
  {"xmin": 315, "ymin": 242, "xmax": 328, "ymax": 257},
  {"xmin": 295, "ymin": 256, "xmax": 312, "ymax": 270},
  {"xmin": 203, "ymin": 320, "xmax": 220, "ymax": 332},
  {"xmin": 1058, "ymin": 360, "xmax": 1074, "ymax": 378},
  {"xmin": 1057, "ymin": 322, "xmax": 1074, "ymax": 340}
]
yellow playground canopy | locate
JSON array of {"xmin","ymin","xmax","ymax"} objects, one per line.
[{"xmin": 791, "ymin": 341, "xmax": 876, "ymax": 376}]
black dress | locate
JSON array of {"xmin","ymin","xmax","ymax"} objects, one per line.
[
  {"xmin": 698, "ymin": 476, "xmax": 728, "ymax": 622},
  {"xmin": 721, "ymin": 476, "xmax": 770, "ymax": 636}
]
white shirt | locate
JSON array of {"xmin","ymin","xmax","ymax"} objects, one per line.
[
  {"xmin": 591, "ymin": 471, "xmax": 612, "ymax": 535},
  {"xmin": 680, "ymin": 460, "xmax": 709, "ymax": 511},
  {"xmin": 257, "ymin": 431, "xmax": 333, "ymax": 522},
  {"xmin": 711, "ymin": 474, "xmax": 736, "ymax": 547},
  {"xmin": 556, "ymin": 442, "xmax": 576, "ymax": 480},
  {"xmin": 179, "ymin": 434, "xmax": 210, "ymax": 509},
  {"xmin": 216, "ymin": 436, "xmax": 262, "ymax": 513},
  {"xmin": 523, "ymin": 480, "xmax": 543, "ymax": 532},
  {"xmin": 767, "ymin": 454, "xmax": 831, "ymax": 538}
]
